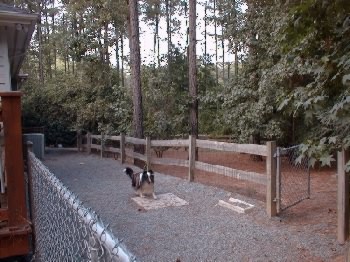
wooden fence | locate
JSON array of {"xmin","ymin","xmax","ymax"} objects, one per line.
[
  {"xmin": 78, "ymin": 133, "xmax": 277, "ymax": 217},
  {"xmin": 337, "ymin": 149, "xmax": 350, "ymax": 244}
]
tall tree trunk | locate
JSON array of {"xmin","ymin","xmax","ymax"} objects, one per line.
[
  {"xmin": 153, "ymin": 12, "xmax": 157, "ymax": 67},
  {"xmin": 214, "ymin": 0, "xmax": 218, "ymax": 84},
  {"xmin": 128, "ymin": 0, "xmax": 144, "ymax": 167},
  {"xmin": 234, "ymin": 43, "xmax": 238, "ymax": 78},
  {"xmin": 104, "ymin": 22, "xmax": 110, "ymax": 64},
  {"xmin": 222, "ymin": 26, "xmax": 225, "ymax": 84},
  {"xmin": 38, "ymin": 16, "xmax": 44, "ymax": 84},
  {"xmin": 227, "ymin": 56, "xmax": 230, "ymax": 81},
  {"xmin": 115, "ymin": 26, "xmax": 120, "ymax": 85},
  {"xmin": 98, "ymin": 28, "xmax": 104, "ymax": 62},
  {"xmin": 52, "ymin": 3, "xmax": 57, "ymax": 74},
  {"xmin": 72, "ymin": 14, "xmax": 78, "ymax": 74},
  {"xmin": 62, "ymin": 13, "xmax": 67, "ymax": 73},
  {"xmin": 45, "ymin": 1, "xmax": 52, "ymax": 79},
  {"xmin": 128, "ymin": 0, "xmax": 143, "ymax": 139},
  {"xmin": 233, "ymin": 0, "xmax": 239, "ymax": 78},
  {"xmin": 166, "ymin": 0, "xmax": 171, "ymax": 66},
  {"xmin": 121, "ymin": 33, "xmax": 125, "ymax": 87},
  {"xmin": 204, "ymin": 1, "xmax": 207, "ymax": 61},
  {"xmin": 156, "ymin": 5, "xmax": 160, "ymax": 68},
  {"xmin": 189, "ymin": 0, "xmax": 198, "ymax": 139}
]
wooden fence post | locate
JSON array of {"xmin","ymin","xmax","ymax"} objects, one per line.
[
  {"xmin": 146, "ymin": 137, "xmax": 151, "ymax": 170},
  {"xmin": 337, "ymin": 149, "xmax": 349, "ymax": 244},
  {"xmin": 0, "ymin": 92, "xmax": 31, "ymax": 256},
  {"xmin": 266, "ymin": 141, "xmax": 277, "ymax": 217},
  {"xmin": 77, "ymin": 130, "xmax": 82, "ymax": 152},
  {"xmin": 276, "ymin": 147, "xmax": 281, "ymax": 214},
  {"xmin": 87, "ymin": 132, "xmax": 91, "ymax": 154},
  {"xmin": 100, "ymin": 133, "xmax": 104, "ymax": 158},
  {"xmin": 120, "ymin": 133, "xmax": 125, "ymax": 164},
  {"xmin": 188, "ymin": 135, "xmax": 196, "ymax": 182}
]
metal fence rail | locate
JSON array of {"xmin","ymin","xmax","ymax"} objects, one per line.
[
  {"xmin": 276, "ymin": 145, "xmax": 310, "ymax": 212},
  {"xmin": 28, "ymin": 152, "xmax": 136, "ymax": 261}
]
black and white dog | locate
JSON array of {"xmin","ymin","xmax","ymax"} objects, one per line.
[{"xmin": 124, "ymin": 167, "xmax": 157, "ymax": 199}]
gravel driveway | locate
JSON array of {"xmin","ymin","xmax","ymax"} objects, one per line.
[{"xmin": 43, "ymin": 148, "xmax": 345, "ymax": 262}]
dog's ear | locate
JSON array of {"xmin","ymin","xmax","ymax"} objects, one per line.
[
  {"xmin": 150, "ymin": 174, "xmax": 154, "ymax": 183},
  {"xmin": 148, "ymin": 170, "xmax": 154, "ymax": 174}
]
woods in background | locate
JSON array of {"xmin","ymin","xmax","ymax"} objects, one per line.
[{"xmin": 9, "ymin": 0, "xmax": 350, "ymax": 168}]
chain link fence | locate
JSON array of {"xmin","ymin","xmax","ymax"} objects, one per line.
[
  {"xmin": 28, "ymin": 152, "xmax": 136, "ymax": 261},
  {"xmin": 276, "ymin": 145, "xmax": 310, "ymax": 212}
]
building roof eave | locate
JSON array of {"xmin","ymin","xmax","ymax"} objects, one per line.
[{"xmin": 0, "ymin": 8, "xmax": 38, "ymax": 82}]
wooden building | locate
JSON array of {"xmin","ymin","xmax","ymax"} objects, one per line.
[{"xmin": 0, "ymin": 3, "xmax": 38, "ymax": 259}]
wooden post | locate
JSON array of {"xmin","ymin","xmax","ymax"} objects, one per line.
[
  {"xmin": 188, "ymin": 135, "xmax": 196, "ymax": 182},
  {"xmin": 120, "ymin": 133, "xmax": 125, "ymax": 164},
  {"xmin": 87, "ymin": 132, "xmax": 91, "ymax": 154},
  {"xmin": 0, "ymin": 92, "xmax": 31, "ymax": 258},
  {"xmin": 100, "ymin": 133, "xmax": 104, "ymax": 158},
  {"xmin": 266, "ymin": 141, "xmax": 277, "ymax": 217},
  {"xmin": 337, "ymin": 149, "xmax": 349, "ymax": 244},
  {"xmin": 1, "ymin": 92, "xmax": 27, "ymax": 225},
  {"xmin": 146, "ymin": 137, "xmax": 151, "ymax": 170},
  {"xmin": 276, "ymin": 147, "xmax": 281, "ymax": 214},
  {"xmin": 77, "ymin": 130, "xmax": 82, "ymax": 152},
  {"xmin": 25, "ymin": 141, "xmax": 36, "ymax": 254}
]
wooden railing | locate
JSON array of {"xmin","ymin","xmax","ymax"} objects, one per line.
[
  {"xmin": 78, "ymin": 133, "xmax": 277, "ymax": 217},
  {"xmin": 0, "ymin": 92, "xmax": 31, "ymax": 258}
]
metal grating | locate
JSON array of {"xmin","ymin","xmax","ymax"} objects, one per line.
[{"xmin": 276, "ymin": 145, "xmax": 310, "ymax": 212}]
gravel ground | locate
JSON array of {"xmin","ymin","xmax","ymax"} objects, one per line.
[{"xmin": 43, "ymin": 148, "xmax": 345, "ymax": 262}]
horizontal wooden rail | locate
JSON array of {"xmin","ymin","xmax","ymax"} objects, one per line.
[
  {"xmin": 91, "ymin": 144, "xmax": 100, "ymax": 150},
  {"xmin": 151, "ymin": 139, "xmax": 189, "ymax": 147},
  {"xmin": 125, "ymin": 137, "xmax": 146, "ymax": 145},
  {"xmin": 151, "ymin": 157, "xmax": 189, "ymax": 167},
  {"xmin": 104, "ymin": 146, "xmax": 120, "ymax": 154},
  {"xmin": 105, "ymin": 135, "xmax": 121, "ymax": 141},
  {"xmin": 125, "ymin": 150, "xmax": 146, "ymax": 162},
  {"xmin": 196, "ymin": 139, "xmax": 267, "ymax": 156},
  {"xmin": 195, "ymin": 161, "xmax": 267, "ymax": 185}
]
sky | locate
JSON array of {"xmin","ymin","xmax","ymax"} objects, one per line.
[{"xmin": 111, "ymin": 0, "xmax": 245, "ymax": 67}]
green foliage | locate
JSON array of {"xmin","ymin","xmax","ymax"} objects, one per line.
[
  {"xmin": 22, "ymin": 60, "xmax": 132, "ymax": 145},
  {"xmin": 220, "ymin": 2, "xmax": 290, "ymax": 144},
  {"xmin": 198, "ymin": 61, "xmax": 226, "ymax": 135},
  {"xmin": 142, "ymin": 49, "xmax": 190, "ymax": 138},
  {"xmin": 273, "ymin": 0, "xmax": 350, "ymax": 166},
  {"xmin": 16, "ymin": 0, "xmax": 350, "ymax": 171},
  {"xmin": 22, "ymin": 73, "xmax": 79, "ymax": 146}
]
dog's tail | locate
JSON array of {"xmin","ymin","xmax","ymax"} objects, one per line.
[{"xmin": 123, "ymin": 167, "xmax": 134, "ymax": 179}]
